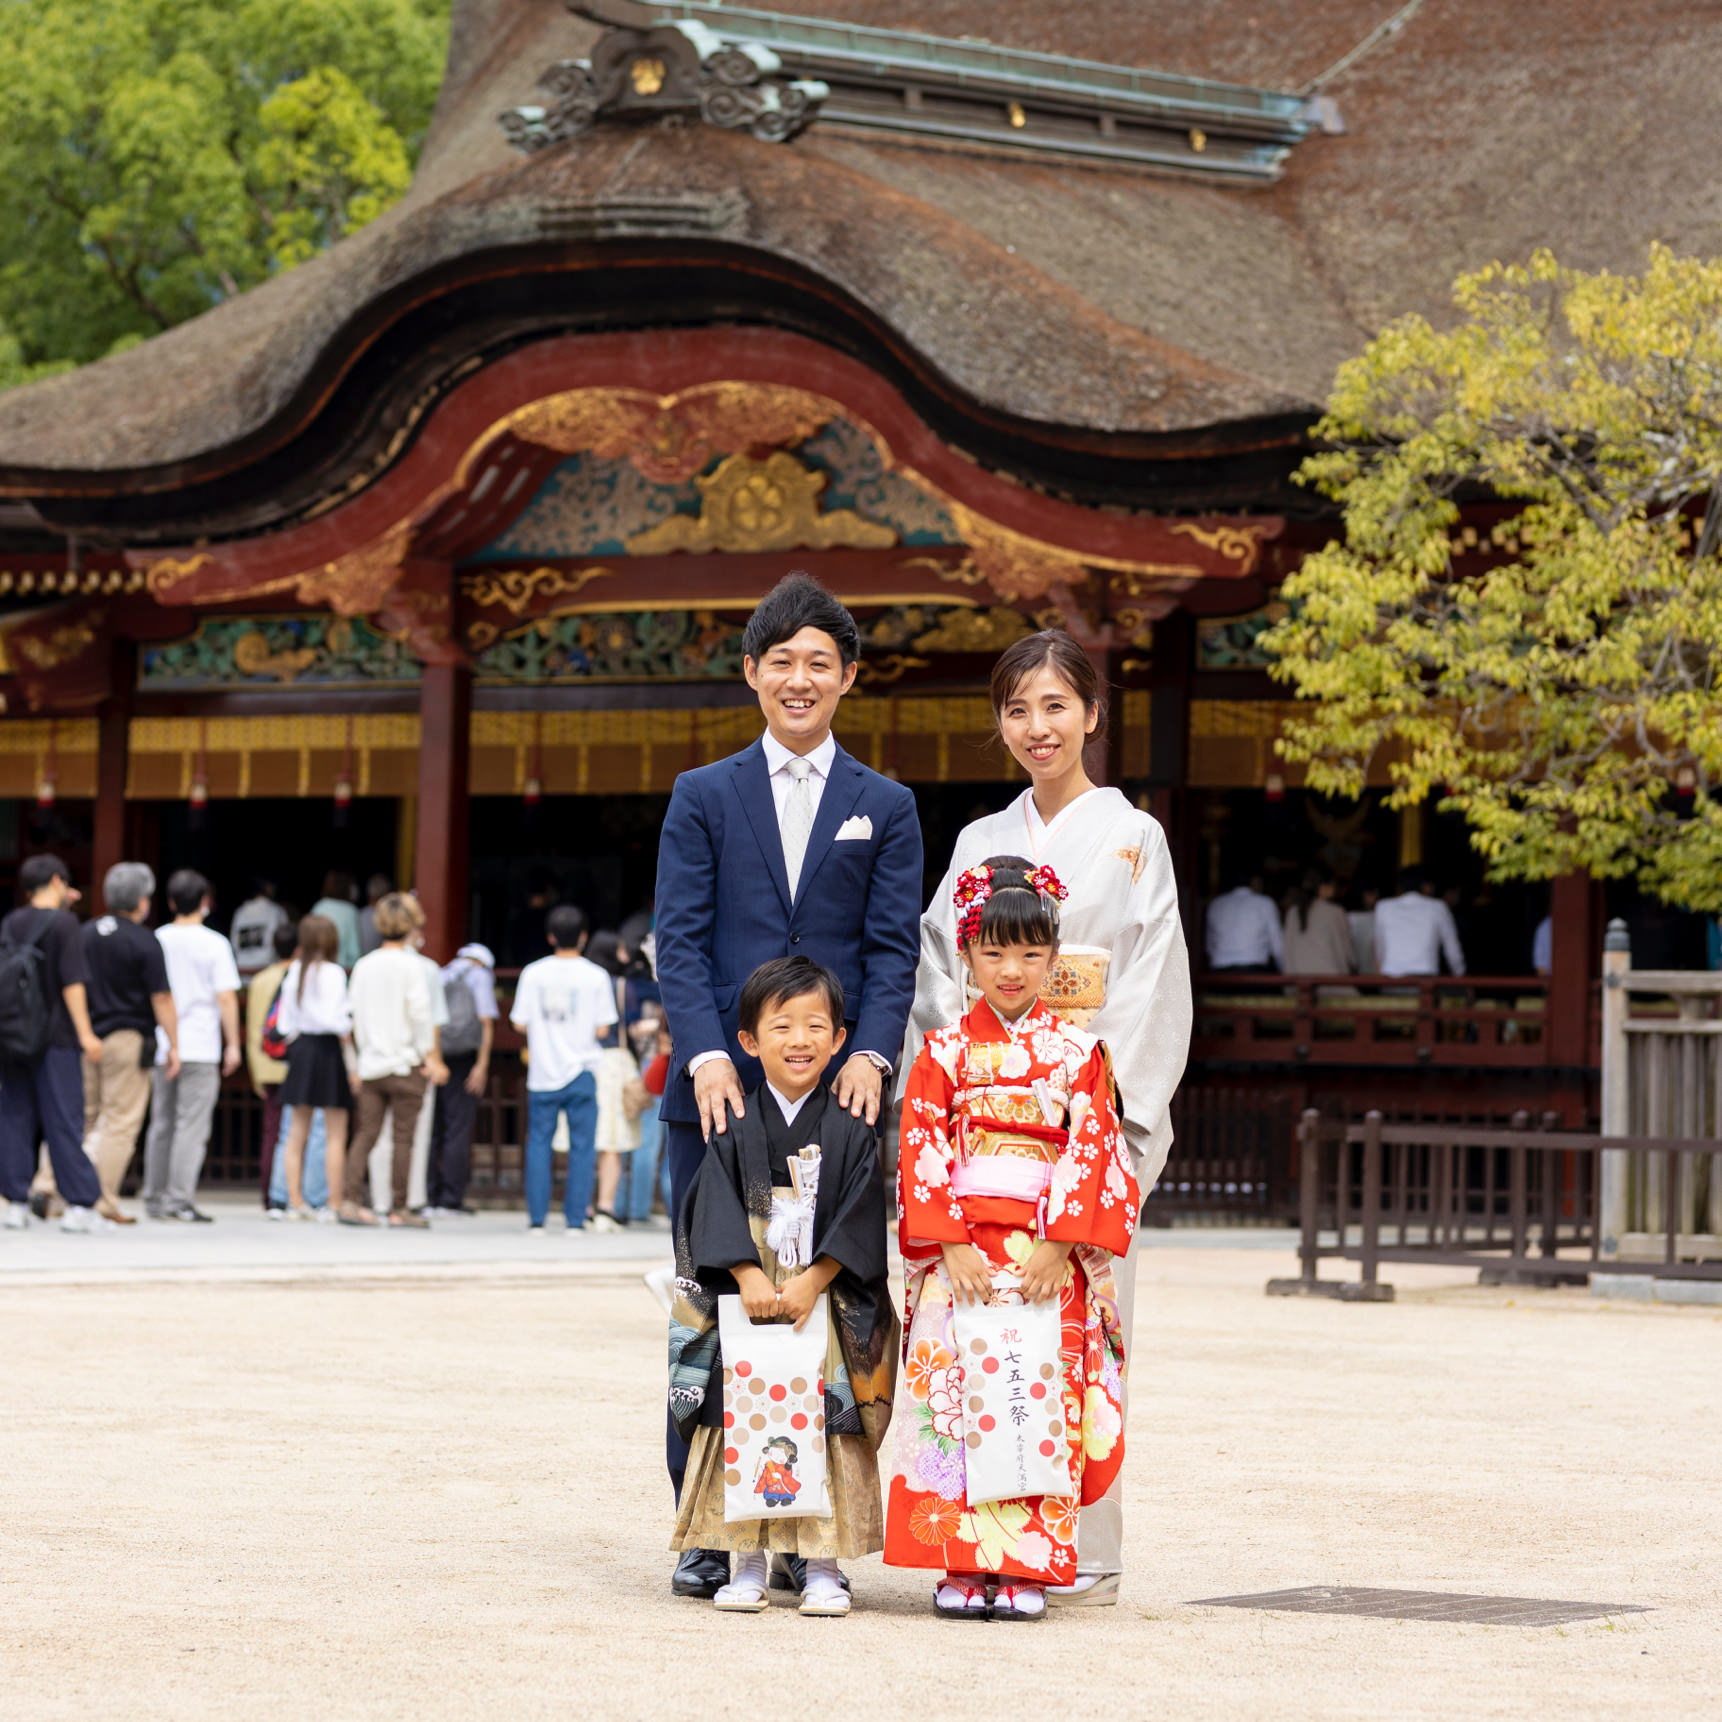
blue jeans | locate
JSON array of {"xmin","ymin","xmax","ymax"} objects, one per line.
[
  {"xmin": 618, "ymin": 1099, "xmax": 661, "ymax": 1223},
  {"xmin": 524, "ymin": 1070, "xmax": 598, "ymax": 1228}
]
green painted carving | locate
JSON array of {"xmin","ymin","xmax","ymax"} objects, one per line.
[
  {"xmin": 139, "ymin": 615, "xmax": 421, "ymax": 688},
  {"xmin": 1196, "ymin": 602, "xmax": 1290, "ymax": 670},
  {"xmin": 474, "ymin": 610, "xmax": 749, "ymax": 682}
]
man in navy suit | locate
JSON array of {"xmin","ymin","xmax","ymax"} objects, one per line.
[{"xmin": 655, "ymin": 572, "xmax": 922, "ymax": 1598}]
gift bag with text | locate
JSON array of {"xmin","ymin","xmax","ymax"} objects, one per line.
[
  {"xmin": 717, "ymin": 1294, "xmax": 832, "ymax": 1523},
  {"xmin": 949, "ymin": 1297, "xmax": 1071, "ymax": 1507}
]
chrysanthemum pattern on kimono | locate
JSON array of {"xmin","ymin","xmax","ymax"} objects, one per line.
[{"xmin": 883, "ymin": 996, "xmax": 1138, "ymax": 1583}]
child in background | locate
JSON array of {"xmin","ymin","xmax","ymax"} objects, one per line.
[
  {"xmin": 883, "ymin": 856, "xmax": 1138, "ymax": 1620},
  {"xmin": 668, "ymin": 957, "xmax": 896, "ymax": 1618}
]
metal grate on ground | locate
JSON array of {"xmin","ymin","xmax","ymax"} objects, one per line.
[{"xmin": 1189, "ymin": 1586, "xmax": 1648, "ymax": 1627}]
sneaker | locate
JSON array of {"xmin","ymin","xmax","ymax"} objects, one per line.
[
  {"xmin": 2, "ymin": 1200, "xmax": 26, "ymax": 1231},
  {"xmin": 589, "ymin": 1210, "xmax": 622, "ymax": 1234},
  {"xmin": 312, "ymin": 1206, "xmax": 338, "ymax": 1224},
  {"xmin": 172, "ymin": 1206, "xmax": 215, "ymax": 1223},
  {"xmin": 266, "ymin": 1207, "xmax": 287, "ymax": 1222},
  {"xmin": 60, "ymin": 1205, "xmax": 116, "ymax": 1235}
]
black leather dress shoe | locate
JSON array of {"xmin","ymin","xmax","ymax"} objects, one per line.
[
  {"xmin": 672, "ymin": 1548, "xmax": 731, "ymax": 1598},
  {"xmin": 769, "ymin": 1553, "xmax": 852, "ymax": 1594}
]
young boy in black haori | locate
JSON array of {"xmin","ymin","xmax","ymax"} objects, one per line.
[{"xmin": 668, "ymin": 956, "xmax": 898, "ymax": 1617}]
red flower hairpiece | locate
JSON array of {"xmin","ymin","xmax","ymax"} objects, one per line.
[
  {"xmin": 953, "ymin": 861, "xmax": 1069, "ymax": 947},
  {"xmin": 953, "ymin": 864, "xmax": 993, "ymax": 948}
]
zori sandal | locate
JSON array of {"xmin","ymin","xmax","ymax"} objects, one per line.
[
  {"xmin": 991, "ymin": 1582, "xmax": 1047, "ymax": 1621},
  {"xmin": 934, "ymin": 1578, "xmax": 989, "ymax": 1619},
  {"xmin": 713, "ymin": 1551, "xmax": 770, "ymax": 1613}
]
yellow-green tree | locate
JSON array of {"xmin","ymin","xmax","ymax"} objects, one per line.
[
  {"xmin": 0, "ymin": 0, "xmax": 450, "ymax": 392},
  {"xmin": 1264, "ymin": 246, "xmax": 1722, "ymax": 911}
]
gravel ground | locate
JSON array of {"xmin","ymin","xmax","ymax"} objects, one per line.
[{"xmin": 0, "ymin": 1244, "xmax": 1716, "ymax": 1722}]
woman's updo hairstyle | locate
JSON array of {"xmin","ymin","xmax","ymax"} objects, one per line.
[
  {"xmin": 988, "ymin": 629, "xmax": 1107, "ymax": 733},
  {"xmin": 956, "ymin": 853, "xmax": 1065, "ymax": 951}
]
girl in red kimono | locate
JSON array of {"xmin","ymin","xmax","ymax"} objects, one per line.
[{"xmin": 883, "ymin": 855, "xmax": 1138, "ymax": 1620}]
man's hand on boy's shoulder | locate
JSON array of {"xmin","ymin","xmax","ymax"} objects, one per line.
[
  {"xmin": 832, "ymin": 1052, "xmax": 885, "ymax": 1125},
  {"xmin": 694, "ymin": 1055, "xmax": 747, "ymax": 1139}
]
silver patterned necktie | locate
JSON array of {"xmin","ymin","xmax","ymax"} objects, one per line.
[{"xmin": 781, "ymin": 755, "xmax": 816, "ymax": 899}]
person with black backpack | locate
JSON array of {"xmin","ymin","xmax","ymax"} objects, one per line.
[
  {"xmin": 425, "ymin": 942, "xmax": 497, "ymax": 1217},
  {"xmin": 0, "ymin": 854, "xmax": 109, "ymax": 1233}
]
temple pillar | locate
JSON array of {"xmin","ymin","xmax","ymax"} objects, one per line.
[
  {"xmin": 1547, "ymin": 870, "xmax": 1597, "ymax": 1070},
  {"xmin": 91, "ymin": 639, "xmax": 134, "ymax": 910},
  {"xmin": 1146, "ymin": 609, "xmax": 1195, "ymax": 949},
  {"xmin": 413, "ymin": 654, "xmax": 472, "ymax": 964}
]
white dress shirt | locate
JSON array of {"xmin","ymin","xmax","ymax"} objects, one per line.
[
  {"xmin": 1204, "ymin": 887, "xmax": 1284, "ymax": 971},
  {"xmin": 761, "ymin": 729, "xmax": 835, "ymax": 827},
  {"xmin": 1374, "ymin": 892, "xmax": 1467, "ymax": 977}
]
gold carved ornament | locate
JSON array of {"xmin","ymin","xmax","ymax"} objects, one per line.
[
  {"xmin": 494, "ymin": 383, "xmax": 840, "ymax": 486},
  {"xmin": 624, "ymin": 452, "xmax": 896, "ymax": 555},
  {"xmin": 1168, "ymin": 521, "xmax": 1270, "ymax": 574},
  {"xmin": 231, "ymin": 631, "xmax": 318, "ymax": 682},
  {"xmin": 9, "ymin": 612, "xmax": 103, "ymax": 672},
  {"xmin": 460, "ymin": 565, "xmax": 614, "ymax": 617},
  {"xmin": 909, "ymin": 605, "xmax": 1032, "ymax": 655}
]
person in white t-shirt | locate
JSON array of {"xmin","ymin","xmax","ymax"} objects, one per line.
[
  {"xmin": 511, "ymin": 904, "xmax": 618, "ymax": 1231},
  {"xmin": 142, "ymin": 870, "xmax": 241, "ymax": 1222}
]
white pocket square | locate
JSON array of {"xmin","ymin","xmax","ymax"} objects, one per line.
[{"xmin": 835, "ymin": 815, "xmax": 873, "ymax": 841}]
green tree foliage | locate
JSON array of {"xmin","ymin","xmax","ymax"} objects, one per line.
[
  {"xmin": 1264, "ymin": 246, "xmax": 1722, "ymax": 910},
  {"xmin": 0, "ymin": 0, "xmax": 450, "ymax": 386}
]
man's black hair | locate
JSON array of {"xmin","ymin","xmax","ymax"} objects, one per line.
[
  {"xmin": 18, "ymin": 854, "xmax": 71, "ymax": 896},
  {"xmin": 742, "ymin": 573, "xmax": 861, "ymax": 668},
  {"xmin": 546, "ymin": 903, "xmax": 589, "ymax": 950},
  {"xmin": 738, "ymin": 955, "xmax": 846, "ymax": 1036},
  {"xmin": 166, "ymin": 869, "xmax": 210, "ymax": 917},
  {"xmin": 273, "ymin": 921, "xmax": 300, "ymax": 961},
  {"xmin": 1397, "ymin": 866, "xmax": 1429, "ymax": 895}
]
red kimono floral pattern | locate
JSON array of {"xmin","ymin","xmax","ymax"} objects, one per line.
[{"xmin": 882, "ymin": 998, "xmax": 1138, "ymax": 1582}]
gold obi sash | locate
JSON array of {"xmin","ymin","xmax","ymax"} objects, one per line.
[{"xmin": 961, "ymin": 943, "xmax": 1110, "ymax": 1029}]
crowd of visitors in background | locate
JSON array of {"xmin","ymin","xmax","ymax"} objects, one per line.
[
  {"xmin": 0, "ymin": 854, "xmax": 669, "ymax": 1236},
  {"xmin": 1204, "ymin": 864, "xmax": 1474, "ymax": 979}
]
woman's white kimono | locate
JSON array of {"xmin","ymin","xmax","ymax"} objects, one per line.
[{"xmin": 907, "ymin": 784, "xmax": 1192, "ymax": 1578}]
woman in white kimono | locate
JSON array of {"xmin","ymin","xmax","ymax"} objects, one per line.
[{"xmin": 907, "ymin": 628, "xmax": 1192, "ymax": 1606}]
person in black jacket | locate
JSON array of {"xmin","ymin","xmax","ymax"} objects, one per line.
[{"xmin": 0, "ymin": 855, "xmax": 108, "ymax": 1232}]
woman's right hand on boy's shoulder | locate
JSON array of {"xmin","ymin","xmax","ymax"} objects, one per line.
[
  {"xmin": 940, "ymin": 1241, "xmax": 993, "ymax": 1305},
  {"xmin": 733, "ymin": 1262, "xmax": 780, "ymax": 1320}
]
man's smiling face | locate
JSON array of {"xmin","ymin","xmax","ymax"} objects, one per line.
[{"xmin": 744, "ymin": 625, "xmax": 857, "ymax": 752}]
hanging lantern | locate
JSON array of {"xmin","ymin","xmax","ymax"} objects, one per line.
[
  {"xmin": 523, "ymin": 712, "xmax": 544, "ymax": 820},
  {"xmin": 188, "ymin": 719, "xmax": 209, "ymax": 829},
  {"xmin": 1675, "ymin": 764, "xmax": 1697, "ymax": 804},
  {"xmin": 1264, "ymin": 770, "xmax": 1286, "ymax": 804},
  {"xmin": 523, "ymin": 774, "xmax": 543, "ymax": 810},
  {"xmin": 36, "ymin": 718, "xmax": 57, "ymax": 811},
  {"xmin": 333, "ymin": 716, "xmax": 355, "ymax": 828}
]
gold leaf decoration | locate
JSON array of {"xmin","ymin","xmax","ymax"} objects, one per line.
[
  {"xmin": 460, "ymin": 565, "xmax": 615, "ymax": 616},
  {"xmin": 294, "ymin": 522, "xmax": 415, "ymax": 616},
  {"xmin": 910, "ymin": 605, "xmax": 1033, "ymax": 654},
  {"xmin": 1168, "ymin": 521, "xmax": 1270, "ymax": 573},
  {"xmin": 231, "ymin": 631, "xmax": 318, "ymax": 682},
  {"xmin": 624, "ymin": 452, "xmax": 896, "ymax": 555}
]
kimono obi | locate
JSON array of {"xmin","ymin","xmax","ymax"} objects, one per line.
[
  {"xmin": 949, "ymin": 1155, "xmax": 1054, "ymax": 1204},
  {"xmin": 959, "ymin": 1124, "xmax": 1060, "ymax": 1165}
]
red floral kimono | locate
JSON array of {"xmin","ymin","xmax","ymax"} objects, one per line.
[{"xmin": 883, "ymin": 997, "xmax": 1138, "ymax": 1583}]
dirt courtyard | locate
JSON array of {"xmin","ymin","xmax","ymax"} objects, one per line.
[{"xmin": 0, "ymin": 1244, "xmax": 1716, "ymax": 1722}]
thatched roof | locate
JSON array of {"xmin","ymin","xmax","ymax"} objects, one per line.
[{"xmin": 0, "ymin": 0, "xmax": 1715, "ymax": 513}]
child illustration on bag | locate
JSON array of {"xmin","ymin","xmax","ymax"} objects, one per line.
[{"xmin": 753, "ymin": 1436, "xmax": 801, "ymax": 1508}]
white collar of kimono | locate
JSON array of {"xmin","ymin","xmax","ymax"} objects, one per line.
[
  {"xmin": 766, "ymin": 1082, "xmax": 816, "ymax": 1124},
  {"xmin": 1022, "ymin": 785, "xmax": 1103, "ymax": 857}
]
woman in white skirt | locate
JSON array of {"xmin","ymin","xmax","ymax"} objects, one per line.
[
  {"xmin": 908, "ymin": 629, "xmax": 1193, "ymax": 1606},
  {"xmin": 277, "ymin": 914, "xmax": 354, "ymax": 1220}
]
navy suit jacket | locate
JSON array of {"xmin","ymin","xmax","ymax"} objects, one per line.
[{"xmin": 654, "ymin": 737, "xmax": 923, "ymax": 1127}]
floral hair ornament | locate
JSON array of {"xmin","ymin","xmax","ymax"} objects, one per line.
[
  {"xmin": 952, "ymin": 862, "xmax": 1069, "ymax": 947},
  {"xmin": 953, "ymin": 863, "xmax": 994, "ymax": 948}
]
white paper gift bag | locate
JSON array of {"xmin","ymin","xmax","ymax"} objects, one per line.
[
  {"xmin": 717, "ymin": 1293, "xmax": 832, "ymax": 1523},
  {"xmin": 949, "ymin": 1296, "xmax": 1072, "ymax": 1507}
]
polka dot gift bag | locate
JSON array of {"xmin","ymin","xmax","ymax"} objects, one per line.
[
  {"xmin": 948, "ymin": 1295, "xmax": 1071, "ymax": 1508},
  {"xmin": 717, "ymin": 1294, "xmax": 833, "ymax": 1523}
]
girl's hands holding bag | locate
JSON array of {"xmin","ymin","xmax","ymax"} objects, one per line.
[
  {"xmin": 941, "ymin": 1240, "xmax": 993, "ymax": 1305},
  {"xmin": 1018, "ymin": 1238, "xmax": 1075, "ymax": 1304}
]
